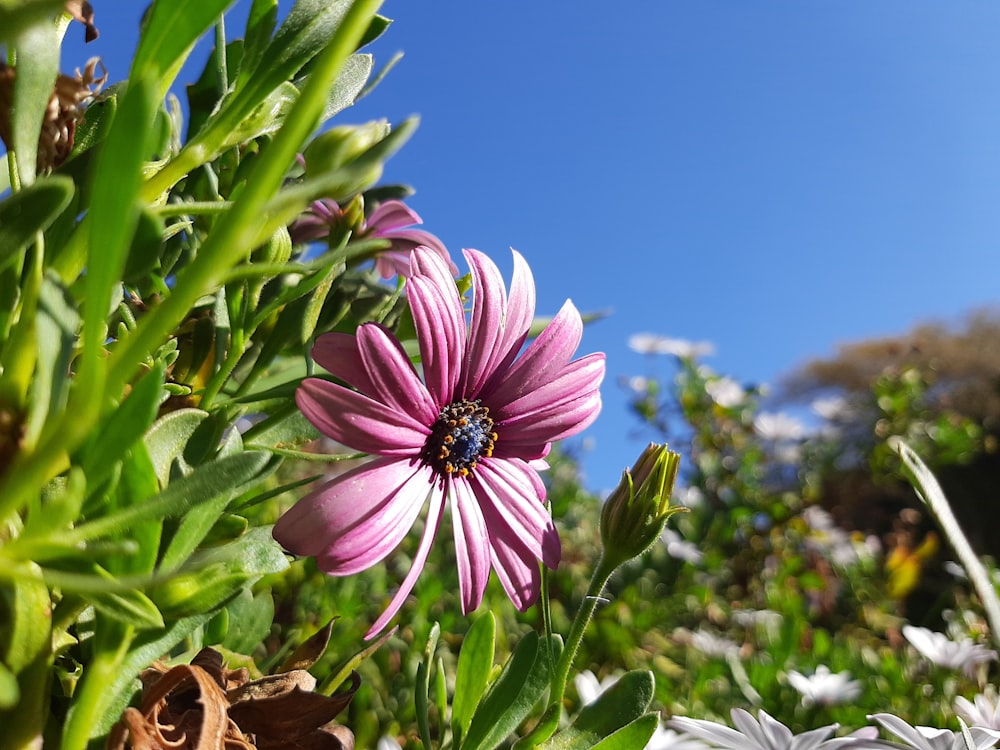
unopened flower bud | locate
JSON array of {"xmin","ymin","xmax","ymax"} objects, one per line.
[
  {"xmin": 600, "ymin": 443, "xmax": 682, "ymax": 568},
  {"xmin": 303, "ymin": 120, "xmax": 390, "ymax": 175}
]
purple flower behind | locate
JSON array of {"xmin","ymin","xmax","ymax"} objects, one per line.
[
  {"xmin": 289, "ymin": 198, "xmax": 456, "ymax": 278},
  {"xmin": 273, "ymin": 248, "xmax": 605, "ymax": 637}
]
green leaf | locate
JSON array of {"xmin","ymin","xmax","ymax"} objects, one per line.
[
  {"xmin": 150, "ymin": 526, "xmax": 288, "ymax": 618},
  {"xmin": 10, "ymin": 16, "xmax": 61, "ymax": 185},
  {"xmin": 157, "ymin": 451, "xmax": 277, "ymax": 573},
  {"xmin": 243, "ymin": 404, "xmax": 320, "ymax": 452},
  {"xmin": 539, "ymin": 670, "xmax": 655, "ymax": 750},
  {"xmin": 241, "ymin": 0, "xmax": 278, "ymax": 77},
  {"xmin": 316, "ymin": 53, "xmax": 373, "ymax": 121},
  {"xmin": 131, "ymin": 0, "xmax": 236, "ymax": 88},
  {"xmin": 463, "ymin": 632, "xmax": 558, "ymax": 750},
  {"xmin": 66, "ymin": 451, "xmax": 272, "ymax": 544},
  {"xmin": 0, "ymin": 176, "xmax": 74, "ymax": 269},
  {"xmin": 0, "ymin": 0, "xmax": 63, "ymax": 44},
  {"xmin": 589, "ymin": 714, "xmax": 659, "ymax": 750},
  {"xmin": 415, "ymin": 622, "xmax": 440, "ymax": 750},
  {"xmin": 83, "ymin": 564, "xmax": 164, "ymax": 630},
  {"xmin": 77, "ymin": 362, "xmax": 166, "ymax": 491},
  {"xmin": 0, "ymin": 567, "xmax": 51, "ymax": 750},
  {"xmin": 78, "ymin": 73, "xmax": 159, "ymax": 405},
  {"xmin": 23, "ymin": 274, "xmax": 79, "ymax": 446},
  {"xmin": 452, "ymin": 612, "xmax": 496, "ymax": 747},
  {"xmin": 0, "ymin": 663, "xmax": 17, "ymax": 710},
  {"xmin": 144, "ymin": 408, "xmax": 209, "ymax": 484},
  {"xmin": 221, "ymin": 587, "xmax": 275, "ymax": 654}
]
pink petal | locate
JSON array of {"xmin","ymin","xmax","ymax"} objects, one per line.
[
  {"xmin": 489, "ymin": 531, "xmax": 542, "ymax": 612},
  {"xmin": 483, "ymin": 299, "xmax": 583, "ymax": 407},
  {"xmin": 407, "ymin": 251, "xmax": 466, "ymax": 405},
  {"xmin": 296, "ymin": 379, "xmax": 429, "ymax": 455},
  {"xmin": 311, "ymin": 333, "xmax": 377, "ymax": 397},
  {"xmin": 314, "ymin": 464, "xmax": 436, "ymax": 575},
  {"xmin": 367, "ymin": 200, "xmax": 422, "ymax": 231},
  {"xmin": 472, "ymin": 459, "xmax": 559, "ymax": 568},
  {"xmin": 366, "ymin": 488, "xmax": 448, "ymax": 639},
  {"xmin": 478, "ymin": 250, "xmax": 536, "ymax": 390},
  {"xmin": 450, "ymin": 479, "xmax": 491, "ymax": 613},
  {"xmin": 460, "ymin": 249, "xmax": 509, "ymax": 398},
  {"xmin": 273, "ymin": 457, "xmax": 431, "ymax": 562},
  {"xmin": 498, "ymin": 389, "xmax": 603, "ymax": 447},
  {"xmin": 492, "ymin": 353, "xmax": 605, "ymax": 422},
  {"xmin": 355, "ymin": 323, "xmax": 438, "ymax": 425}
]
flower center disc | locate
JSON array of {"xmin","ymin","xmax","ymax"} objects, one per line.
[{"xmin": 423, "ymin": 400, "xmax": 497, "ymax": 477}]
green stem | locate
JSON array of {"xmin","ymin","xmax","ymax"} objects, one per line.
[
  {"xmin": 61, "ymin": 622, "xmax": 134, "ymax": 750},
  {"xmin": 517, "ymin": 553, "xmax": 616, "ymax": 748}
]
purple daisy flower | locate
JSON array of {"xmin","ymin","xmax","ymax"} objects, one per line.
[
  {"xmin": 289, "ymin": 198, "xmax": 456, "ymax": 279},
  {"xmin": 273, "ymin": 248, "xmax": 605, "ymax": 637}
]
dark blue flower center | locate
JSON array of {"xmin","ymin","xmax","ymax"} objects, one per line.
[{"xmin": 423, "ymin": 400, "xmax": 497, "ymax": 477}]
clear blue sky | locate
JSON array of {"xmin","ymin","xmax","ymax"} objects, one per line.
[{"xmin": 59, "ymin": 2, "xmax": 1000, "ymax": 491}]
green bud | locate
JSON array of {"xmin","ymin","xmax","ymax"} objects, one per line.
[
  {"xmin": 600, "ymin": 443, "xmax": 682, "ymax": 569},
  {"xmin": 252, "ymin": 224, "xmax": 292, "ymax": 266},
  {"xmin": 303, "ymin": 120, "xmax": 391, "ymax": 175}
]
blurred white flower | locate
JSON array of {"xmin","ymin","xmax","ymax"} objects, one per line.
[
  {"xmin": 645, "ymin": 722, "xmax": 713, "ymax": 750},
  {"xmin": 705, "ymin": 376, "xmax": 745, "ymax": 408},
  {"xmin": 676, "ymin": 485, "xmax": 706, "ymax": 509},
  {"xmin": 732, "ymin": 608, "xmax": 783, "ymax": 643},
  {"xmin": 753, "ymin": 411, "xmax": 807, "ymax": 441},
  {"xmin": 811, "ymin": 395, "xmax": 849, "ymax": 420},
  {"xmin": 669, "ymin": 708, "xmax": 863, "ymax": 750},
  {"xmin": 377, "ymin": 737, "xmax": 403, "ymax": 750},
  {"xmin": 786, "ymin": 666, "xmax": 861, "ymax": 707},
  {"xmin": 629, "ymin": 333, "xmax": 716, "ymax": 359},
  {"xmin": 956, "ymin": 693, "xmax": 1000, "ymax": 731},
  {"xmin": 802, "ymin": 506, "xmax": 872, "ymax": 568},
  {"xmin": 902, "ymin": 625, "xmax": 998, "ymax": 678},
  {"xmin": 688, "ymin": 629, "xmax": 740, "ymax": 659},
  {"xmin": 626, "ymin": 375, "xmax": 651, "ymax": 393},
  {"xmin": 868, "ymin": 712, "xmax": 1000, "ymax": 750},
  {"xmin": 662, "ymin": 528, "xmax": 704, "ymax": 565},
  {"xmin": 573, "ymin": 669, "xmax": 619, "ymax": 706}
]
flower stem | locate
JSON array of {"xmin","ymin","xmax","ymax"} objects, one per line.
[{"xmin": 516, "ymin": 553, "xmax": 616, "ymax": 748}]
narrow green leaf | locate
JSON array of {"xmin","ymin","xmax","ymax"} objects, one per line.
[
  {"xmin": 150, "ymin": 526, "xmax": 288, "ymax": 617},
  {"xmin": 78, "ymin": 73, "xmax": 159, "ymax": 418},
  {"xmin": 452, "ymin": 612, "xmax": 496, "ymax": 746},
  {"xmin": 84, "ymin": 564, "xmax": 164, "ymax": 630},
  {"xmin": 77, "ymin": 362, "xmax": 166, "ymax": 491},
  {"xmin": 241, "ymin": 0, "xmax": 278, "ymax": 77},
  {"xmin": 131, "ymin": 0, "xmax": 236, "ymax": 87},
  {"xmin": 65, "ymin": 451, "xmax": 272, "ymax": 544},
  {"xmin": 415, "ymin": 622, "xmax": 441, "ymax": 750},
  {"xmin": 10, "ymin": 17, "xmax": 61, "ymax": 185},
  {"xmin": 20, "ymin": 466, "xmax": 85, "ymax": 541},
  {"xmin": 539, "ymin": 670, "xmax": 655, "ymax": 750},
  {"xmin": 0, "ymin": 176, "xmax": 74, "ymax": 268},
  {"xmin": 23, "ymin": 274, "xmax": 79, "ymax": 446},
  {"xmin": 463, "ymin": 632, "xmax": 557, "ymax": 750}
]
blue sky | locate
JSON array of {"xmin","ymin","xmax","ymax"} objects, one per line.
[{"xmin": 59, "ymin": 2, "xmax": 1000, "ymax": 491}]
